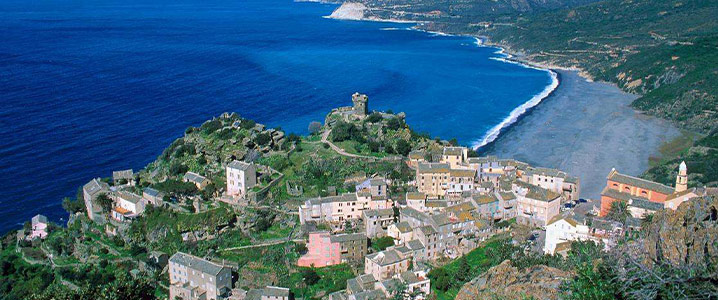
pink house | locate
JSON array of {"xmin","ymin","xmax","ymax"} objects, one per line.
[{"xmin": 297, "ymin": 231, "xmax": 341, "ymax": 267}]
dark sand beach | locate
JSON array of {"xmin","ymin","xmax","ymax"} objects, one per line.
[{"xmin": 483, "ymin": 70, "xmax": 681, "ymax": 199}]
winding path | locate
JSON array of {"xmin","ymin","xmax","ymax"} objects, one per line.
[{"xmin": 320, "ymin": 129, "xmax": 402, "ymax": 161}]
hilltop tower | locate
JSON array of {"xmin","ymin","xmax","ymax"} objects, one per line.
[
  {"xmin": 675, "ymin": 161, "xmax": 688, "ymax": 193},
  {"xmin": 352, "ymin": 92, "xmax": 368, "ymax": 117}
]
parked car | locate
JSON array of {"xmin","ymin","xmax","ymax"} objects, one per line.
[{"xmin": 578, "ymin": 198, "xmax": 588, "ymax": 203}]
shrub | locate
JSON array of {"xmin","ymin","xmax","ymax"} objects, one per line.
[{"xmin": 308, "ymin": 121, "xmax": 322, "ymax": 135}]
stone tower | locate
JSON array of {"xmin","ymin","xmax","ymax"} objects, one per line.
[
  {"xmin": 675, "ymin": 161, "xmax": 688, "ymax": 193},
  {"xmin": 352, "ymin": 92, "xmax": 368, "ymax": 117}
]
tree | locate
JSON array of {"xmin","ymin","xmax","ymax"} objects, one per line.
[
  {"xmin": 62, "ymin": 197, "xmax": 84, "ymax": 214},
  {"xmin": 95, "ymin": 193, "xmax": 113, "ymax": 213},
  {"xmin": 394, "ymin": 140, "xmax": 411, "ymax": 156},
  {"xmin": 366, "ymin": 112, "xmax": 383, "ymax": 123},
  {"xmin": 428, "ymin": 268, "xmax": 451, "ymax": 291},
  {"xmin": 302, "ymin": 268, "xmax": 320, "ymax": 286},
  {"xmin": 455, "ymin": 256, "xmax": 471, "ymax": 282},
  {"xmin": 371, "ymin": 236, "xmax": 395, "ymax": 252},
  {"xmin": 240, "ymin": 119, "xmax": 256, "ymax": 130},
  {"xmin": 295, "ymin": 243, "xmax": 308, "ymax": 254},
  {"xmin": 255, "ymin": 132, "xmax": 272, "ymax": 146},
  {"xmin": 385, "ymin": 117, "xmax": 404, "ymax": 130},
  {"xmin": 308, "ymin": 121, "xmax": 322, "ymax": 135},
  {"xmin": 449, "ymin": 138, "xmax": 459, "ymax": 146},
  {"xmin": 606, "ymin": 200, "xmax": 630, "ymax": 224}
]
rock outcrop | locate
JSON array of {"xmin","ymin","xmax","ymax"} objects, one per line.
[
  {"xmin": 642, "ymin": 195, "xmax": 718, "ymax": 267},
  {"xmin": 329, "ymin": 2, "xmax": 367, "ymax": 20},
  {"xmin": 456, "ymin": 260, "xmax": 571, "ymax": 300}
]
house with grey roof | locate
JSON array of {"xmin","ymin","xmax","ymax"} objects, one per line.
[
  {"xmin": 226, "ymin": 160, "xmax": 257, "ymax": 201},
  {"xmin": 83, "ymin": 178, "xmax": 110, "ymax": 223},
  {"xmin": 363, "ymin": 208, "xmax": 395, "ymax": 238},
  {"xmin": 143, "ymin": 187, "xmax": 165, "ymax": 206},
  {"xmin": 243, "ymin": 286, "xmax": 290, "ymax": 300},
  {"xmin": 169, "ymin": 252, "xmax": 233, "ymax": 300},
  {"xmin": 184, "ymin": 171, "xmax": 210, "ymax": 190},
  {"xmin": 112, "ymin": 169, "xmax": 134, "ymax": 186},
  {"xmin": 365, "ymin": 248, "xmax": 411, "ymax": 281}
]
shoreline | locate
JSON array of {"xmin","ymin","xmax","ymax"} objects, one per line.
[
  {"xmin": 323, "ymin": 3, "xmax": 563, "ymax": 151},
  {"xmin": 320, "ymin": 2, "xmax": 681, "ymax": 199}
]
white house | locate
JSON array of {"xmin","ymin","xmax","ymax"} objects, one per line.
[{"xmin": 226, "ymin": 160, "xmax": 257, "ymax": 199}]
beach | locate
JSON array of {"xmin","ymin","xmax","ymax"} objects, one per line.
[
  {"xmin": 326, "ymin": 3, "xmax": 682, "ymax": 200},
  {"xmin": 482, "ymin": 70, "xmax": 681, "ymax": 199}
]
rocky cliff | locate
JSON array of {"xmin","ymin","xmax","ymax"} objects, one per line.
[
  {"xmin": 642, "ymin": 195, "xmax": 718, "ymax": 268},
  {"xmin": 456, "ymin": 260, "xmax": 572, "ymax": 300}
]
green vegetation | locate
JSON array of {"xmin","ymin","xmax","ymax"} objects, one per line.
[{"xmin": 370, "ymin": 236, "xmax": 395, "ymax": 252}]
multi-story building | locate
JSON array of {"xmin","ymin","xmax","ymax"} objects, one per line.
[
  {"xmin": 226, "ymin": 161, "xmax": 257, "ymax": 199},
  {"xmin": 355, "ymin": 177, "xmax": 388, "ymax": 198},
  {"xmin": 112, "ymin": 191, "xmax": 145, "ymax": 222},
  {"xmin": 169, "ymin": 252, "xmax": 233, "ymax": 300},
  {"xmin": 298, "ymin": 192, "xmax": 372, "ymax": 226},
  {"xmin": 363, "ymin": 208, "xmax": 395, "ymax": 238},
  {"xmin": 514, "ymin": 182, "xmax": 562, "ymax": 227},
  {"xmin": 298, "ymin": 232, "xmax": 367, "ymax": 267},
  {"xmin": 521, "ymin": 167, "xmax": 580, "ymax": 201},
  {"xmin": 440, "ymin": 147, "xmax": 468, "ymax": 169},
  {"xmin": 83, "ymin": 178, "xmax": 110, "ymax": 223},
  {"xmin": 447, "ymin": 169, "xmax": 476, "ymax": 196},
  {"xmin": 365, "ymin": 248, "xmax": 411, "ymax": 280},
  {"xmin": 297, "ymin": 231, "xmax": 340, "ymax": 267},
  {"xmin": 416, "ymin": 163, "xmax": 450, "ymax": 197}
]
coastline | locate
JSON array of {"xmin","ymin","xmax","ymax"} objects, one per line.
[
  {"xmin": 321, "ymin": 2, "xmax": 681, "ymax": 199},
  {"xmin": 324, "ymin": 3, "xmax": 564, "ymax": 150}
]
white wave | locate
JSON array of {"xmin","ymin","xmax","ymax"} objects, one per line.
[
  {"xmin": 472, "ymin": 69, "xmax": 559, "ymax": 150},
  {"xmin": 380, "ymin": 27, "xmax": 403, "ymax": 31}
]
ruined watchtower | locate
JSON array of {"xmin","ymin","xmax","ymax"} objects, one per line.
[{"xmin": 352, "ymin": 92, "xmax": 368, "ymax": 117}]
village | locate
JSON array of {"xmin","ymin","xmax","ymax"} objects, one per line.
[{"xmin": 12, "ymin": 93, "xmax": 717, "ymax": 300}]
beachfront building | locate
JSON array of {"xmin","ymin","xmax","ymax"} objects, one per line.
[
  {"xmin": 514, "ymin": 181, "xmax": 562, "ymax": 227},
  {"xmin": 363, "ymin": 208, "xmax": 395, "ymax": 238},
  {"xmin": 183, "ymin": 171, "xmax": 210, "ymax": 190},
  {"xmin": 169, "ymin": 252, "xmax": 233, "ymax": 300},
  {"xmin": 298, "ymin": 192, "xmax": 372, "ymax": 226},
  {"xmin": 83, "ymin": 178, "xmax": 110, "ymax": 223},
  {"xmin": 599, "ymin": 168, "xmax": 675, "ymax": 217},
  {"xmin": 226, "ymin": 161, "xmax": 257, "ymax": 199}
]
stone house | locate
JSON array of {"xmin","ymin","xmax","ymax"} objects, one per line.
[
  {"xmin": 298, "ymin": 192, "xmax": 371, "ymax": 225},
  {"xmin": 184, "ymin": 172, "xmax": 210, "ymax": 190},
  {"xmin": 169, "ymin": 252, "xmax": 233, "ymax": 300},
  {"xmin": 363, "ymin": 208, "xmax": 395, "ymax": 238},
  {"xmin": 440, "ymin": 147, "xmax": 468, "ymax": 169},
  {"xmin": 83, "ymin": 178, "xmax": 110, "ymax": 223},
  {"xmin": 143, "ymin": 187, "xmax": 165, "ymax": 206},
  {"xmin": 112, "ymin": 169, "xmax": 134, "ymax": 186},
  {"xmin": 599, "ymin": 168, "xmax": 675, "ymax": 217},
  {"xmin": 514, "ymin": 182, "xmax": 562, "ymax": 227},
  {"xmin": 365, "ymin": 248, "xmax": 411, "ymax": 281},
  {"xmin": 226, "ymin": 161, "xmax": 257, "ymax": 199}
]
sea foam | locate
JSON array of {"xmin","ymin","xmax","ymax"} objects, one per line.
[{"xmin": 472, "ymin": 67, "xmax": 559, "ymax": 149}]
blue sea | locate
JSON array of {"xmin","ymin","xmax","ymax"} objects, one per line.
[{"xmin": 0, "ymin": 0, "xmax": 554, "ymax": 234}]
